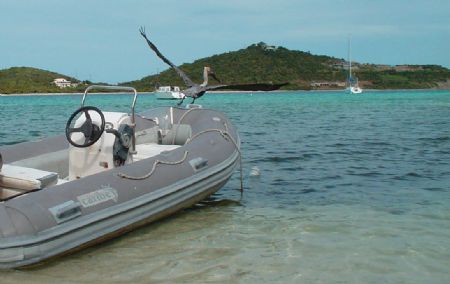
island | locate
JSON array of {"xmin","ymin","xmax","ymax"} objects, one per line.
[{"xmin": 1, "ymin": 42, "xmax": 449, "ymax": 94}]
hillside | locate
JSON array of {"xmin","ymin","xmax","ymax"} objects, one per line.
[
  {"xmin": 122, "ymin": 42, "xmax": 450, "ymax": 91},
  {"xmin": 2, "ymin": 44, "xmax": 450, "ymax": 94},
  {"xmin": 0, "ymin": 67, "xmax": 88, "ymax": 94},
  {"xmin": 122, "ymin": 42, "xmax": 344, "ymax": 91},
  {"xmin": 356, "ymin": 65, "xmax": 450, "ymax": 89}
]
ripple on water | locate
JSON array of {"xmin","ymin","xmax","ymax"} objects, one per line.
[
  {"xmin": 252, "ymin": 153, "xmax": 321, "ymax": 163},
  {"xmin": 29, "ymin": 130, "xmax": 42, "ymax": 137},
  {"xmin": 1, "ymin": 91, "xmax": 450, "ymax": 283}
]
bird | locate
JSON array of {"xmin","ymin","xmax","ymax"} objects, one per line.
[{"xmin": 139, "ymin": 27, "xmax": 287, "ymax": 104}]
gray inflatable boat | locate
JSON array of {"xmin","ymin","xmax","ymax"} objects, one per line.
[{"xmin": 0, "ymin": 85, "xmax": 240, "ymax": 269}]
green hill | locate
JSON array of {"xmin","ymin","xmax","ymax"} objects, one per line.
[
  {"xmin": 0, "ymin": 67, "xmax": 88, "ymax": 94},
  {"xmin": 2, "ymin": 44, "xmax": 450, "ymax": 94},
  {"xmin": 121, "ymin": 42, "xmax": 450, "ymax": 91},
  {"xmin": 356, "ymin": 65, "xmax": 450, "ymax": 89},
  {"xmin": 122, "ymin": 42, "xmax": 344, "ymax": 91}
]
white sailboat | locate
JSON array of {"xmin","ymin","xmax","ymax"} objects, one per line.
[{"xmin": 347, "ymin": 39, "xmax": 363, "ymax": 94}]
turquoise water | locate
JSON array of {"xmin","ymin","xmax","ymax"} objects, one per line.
[{"xmin": 1, "ymin": 90, "xmax": 450, "ymax": 283}]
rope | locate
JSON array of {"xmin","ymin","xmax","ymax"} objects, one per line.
[
  {"xmin": 186, "ymin": 128, "xmax": 244, "ymax": 194},
  {"xmin": 121, "ymin": 107, "xmax": 244, "ymax": 195},
  {"xmin": 172, "ymin": 108, "xmax": 244, "ymax": 194},
  {"xmin": 222, "ymin": 123, "xmax": 243, "ymax": 194},
  {"xmin": 173, "ymin": 106, "xmax": 244, "ymax": 195},
  {"xmin": 118, "ymin": 151, "xmax": 189, "ymax": 180}
]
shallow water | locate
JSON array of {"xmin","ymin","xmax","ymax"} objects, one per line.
[{"xmin": 1, "ymin": 90, "xmax": 449, "ymax": 283}]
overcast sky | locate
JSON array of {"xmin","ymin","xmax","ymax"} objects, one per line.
[{"xmin": 1, "ymin": 0, "xmax": 449, "ymax": 83}]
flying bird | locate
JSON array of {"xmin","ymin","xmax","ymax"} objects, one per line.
[{"xmin": 139, "ymin": 27, "xmax": 287, "ymax": 104}]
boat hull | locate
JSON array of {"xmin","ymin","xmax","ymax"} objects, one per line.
[
  {"xmin": 0, "ymin": 106, "xmax": 240, "ymax": 269},
  {"xmin": 347, "ymin": 86, "xmax": 363, "ymax": 94},
  {"xmin": 0, "ymin": 154, "xmax": 237, "ymax": 269},
  {"xmin": 155, "ymin": 92, "xmax": 184, "ymax": 100}
]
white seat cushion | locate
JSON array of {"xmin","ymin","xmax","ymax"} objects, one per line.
[
  {"xmin": 0, "ymin": 188, "xmax": 22, "ymax": 200},
  {"xmin": 134, "ymin": 144, "xmax": 180, "ymax": 162},
  {"xmin": 0, "ymin": 165, "xmax": 58, "ymax": 191}
]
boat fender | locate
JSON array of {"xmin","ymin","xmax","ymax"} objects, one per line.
[{"xmin": 0, "ymin": 152, "xmax": 2, "ymax": 171}]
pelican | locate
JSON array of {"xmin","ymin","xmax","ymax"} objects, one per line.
[{"xmin": 139, "ymin": 27, "xmax": 286, "ymax": 104}]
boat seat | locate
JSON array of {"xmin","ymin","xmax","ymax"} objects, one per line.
[
  {"xmin": 0, "ymin": 188, "xmax": 22, "ymax": 201},
  {"xmin": 133, "ymin": 144, "xmax": 180, "ymax": 162},
  {"xmin": 11, "ymin": 149, "xmax": 69, "ymax": 180},
  {"xmin": 0, "ymin": 164, "xmax": 59, "ymax": 191}
]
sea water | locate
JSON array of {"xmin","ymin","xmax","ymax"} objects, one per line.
[{"xmin": 0, "ymin": 91, "xmax": 449, "ymax": 283}]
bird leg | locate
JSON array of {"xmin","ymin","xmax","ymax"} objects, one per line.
[{"xmin": 177, "ymin": 97, "xmax": 185, "ymax": 106}]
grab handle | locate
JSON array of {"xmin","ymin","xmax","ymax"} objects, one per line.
[
  {"xmin": 49, "ymin": 200, "xmax": 82, "ymax": 224},
  {"xmin": 81, "ymin": 85, "xmax": 138, "ymax": 153}
]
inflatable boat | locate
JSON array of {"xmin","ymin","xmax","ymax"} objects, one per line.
[{"xmin": 0, "ymin": 85, "xmax": 240, "ymax": 269}]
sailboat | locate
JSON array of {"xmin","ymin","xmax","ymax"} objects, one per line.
[{"xmin": 347, "ymin": 38, "xmax": 363, "ymax": 94}]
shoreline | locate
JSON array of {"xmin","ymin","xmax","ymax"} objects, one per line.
[
  {"xmin": 0, "ymin": 92, "xmax": 153, "ymax": 97},
  {"xmin": 1, "ymin": 88, "xmax": 449, "ymax": 97}
]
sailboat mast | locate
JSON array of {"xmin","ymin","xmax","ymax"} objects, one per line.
[
  {"xmin": 348, "ymin": 38, "xmax": 352, "ymax": 80},
  {"xmin": 346, "ymin": 37, "xmax": 363, "ymax": 94}
]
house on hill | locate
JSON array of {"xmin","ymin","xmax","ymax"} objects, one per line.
[
  {"xmin": 256, "ymin": 42, "xmax": 278, "ymax": 51},
  {"xmin": 311, "ymin": 81, "xmax": 346, "ymax": 88},
  {"xmin": 52, "ymin": 78, "xmax": 77, "ymax": 88}
]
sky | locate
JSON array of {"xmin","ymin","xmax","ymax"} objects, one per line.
[{"xmin": 1, "ymin": 0, "xmax": 449, "ymax": 83}]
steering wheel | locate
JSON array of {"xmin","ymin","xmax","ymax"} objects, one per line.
[{"xmin": 65, "ymin": 106, "xmax": 105, "ymax": 148}]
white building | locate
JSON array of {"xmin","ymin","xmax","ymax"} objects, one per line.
[
  {"xmin": 256, "ymin": 42, "xmax": 278, "ymax": 51},
  {"xmin": 53, "ymin": 78, "xmax": 74, "ymax": 88}
]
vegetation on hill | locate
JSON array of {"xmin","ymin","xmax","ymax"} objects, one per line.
[
  {"xmin": 0, "ymin": 67, "xmax": 89, "ymax": 94},
  {"xmin": 1, "ymin": 44, "xmax": 450, "ymax": 94},
  {"xmin": 122, "ymin": 42, "xmax": 346, "ymax": 91},
  {"xmin": 121, "ymin": 42, "xmax": 450, "ymax": 91},
  {"xmin": 357, "ymin": 65, "xmax": 450, "ymax": 89}
]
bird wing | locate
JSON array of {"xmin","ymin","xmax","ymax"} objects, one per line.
[
  {"xmin": 139, "ymin": 27, "xmax": 194, "ymax": 88},
  {"xmin": 206, "ymin": 83, "xmax": 288, "ymax": 91},
  {"xmin": 204, "ymin": 84, "xmax": 228, "ymax": 91}
]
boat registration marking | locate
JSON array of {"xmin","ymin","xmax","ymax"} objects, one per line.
[{"xmin": 77, "ymin": 187, "xmax": 118, "ymax": 208}]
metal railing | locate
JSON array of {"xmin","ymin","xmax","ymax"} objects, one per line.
[{"xmin": 81, "ymin": 85, "xmax": 138, "ymax": 154}]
